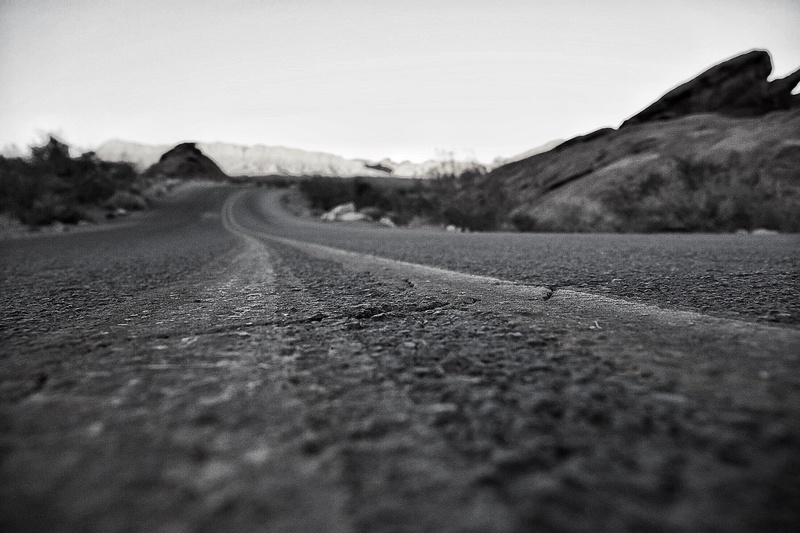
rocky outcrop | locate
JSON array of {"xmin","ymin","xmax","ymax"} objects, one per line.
[
  {"xmin": 145, "ymin": 143, "xmax": 226, "ymax": 179},
  {"xmin": 469, "ymin": 50, "xmax": 800, "ymax": 233},
  {"xmin": 623, "ymin": 50, "xmax": 800, "ymax": 126}
]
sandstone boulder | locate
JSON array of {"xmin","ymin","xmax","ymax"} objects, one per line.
[{"xmin": 622, "ymin": 50, "xmax": 800, "ymax": 126}]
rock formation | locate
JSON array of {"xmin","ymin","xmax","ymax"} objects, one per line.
[
  {"xmin": 622, "ymin": 50, "xmax": 800, "ymax": 126},
  {"xmin": 468, "ymin": 50, "xmax": 800, "ymax": 232},
  {"xmin": 145, "ymin": 143, "xmax": 226, "ymax": 179}
]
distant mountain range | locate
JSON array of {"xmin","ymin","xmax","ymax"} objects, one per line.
[
  {"xmin": 95, "ymin": 139, "xmax": 549, "ymax": 179},
  {"xmin": 95, "ymin": 137, "xmax": 564, "ymax": 179}
]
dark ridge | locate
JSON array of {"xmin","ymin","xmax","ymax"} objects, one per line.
[
  {"xmin": 553, "ymin": 128, "xmax": 616, "ymax": 151},
  {"xmin": 622, "ymin": 49, "xmax": 800, "ymax": 127}
]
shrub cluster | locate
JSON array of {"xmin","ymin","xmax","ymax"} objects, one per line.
[
  {"xmin": 601, "ymin": 158, "xmax": 800, "ymax": 232},
  {"xmin": 299, "ymin": 176, "xmax": 446, "ymax": 226},
  {"xmin": 432, "ymin": 169, "xmax": 512, "ymax": 231},
  {"xmin": 298, "ymin": 176, "xmax": 354, "ymax": 212},
  {"xmin": 299, "ymin": 169, "xmax": 507, "ymax": 230},
  {"xmin": 0, "ymin": 136, "xmax": 145, "ymax": 226},
  {"xmin": 298, "ymin": 155, "xmax": 800, "ymax": 233}
]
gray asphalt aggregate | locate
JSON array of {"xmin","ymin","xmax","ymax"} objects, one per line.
[
  {"xmin": 266, "ymin": 239, "xmax": 800, "ymax": 533},
  {"xmin": 0, "ymin": 185, "xmax": 238, "ymax": 348},
  {"xmin": 248, "ymin": 189, "xmax": 800, "ymax": 325},
  {"xmin": 1, "ymin": 184, "xmax": 799, "ymax": 532}
]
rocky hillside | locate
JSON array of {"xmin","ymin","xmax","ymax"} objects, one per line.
[{"xmin": 478, "ymin": 49, "xmax": 800, "ymax": 232}]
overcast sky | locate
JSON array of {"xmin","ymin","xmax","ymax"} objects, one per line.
[{"xmin": 1, "ymin": 0, "xmax": 798, "ymax": 162}]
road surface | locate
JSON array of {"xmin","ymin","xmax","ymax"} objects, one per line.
[{"xmin": 2, "ymin": 183, "xmax": 799, "ymax": 532}]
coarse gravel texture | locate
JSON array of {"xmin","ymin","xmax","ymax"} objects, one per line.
[
  {"xmin": 264, "ymin": 240, "xmax": 800, "ymax": 533},
  {"xmin": 1, "ymin": 184, "xmax": 799, "ymax": 532}
]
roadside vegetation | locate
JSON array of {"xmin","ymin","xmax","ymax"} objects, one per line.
[
  {"xmin": 0, "ymin": 136, "xmax": 151, "ymax": 227},
  {"xmin": 299, "ymin": 175, "xmax": 442, "ymax": 226},
  {"xmin": 517, "ymin": 157, "xmax": 800, "ymax": 233},
  {"xmin": 601, "ymin": 158, "xmax": 800, "ymax": 232},
  {"xmin": 298, "ymin": 168, "xmax": 506, "ymax": 229},
  {"xmin": 299, "ymin": 155, "xmax": 800, "ymax": 233}
]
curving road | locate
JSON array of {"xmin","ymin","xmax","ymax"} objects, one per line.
[
  {"xmin": 2, "ymin": 183, "xmax": 799, "ymax": 533},
  {"xmin": 238, "ymin": 187, "xmax": 800, "ymax": 325}
]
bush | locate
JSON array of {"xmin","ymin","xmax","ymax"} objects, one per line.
[
  {"xmin": 298, "ymin": 175, "xmax": 446, "ymax": 226},
  {"xmin": 600, "ymin": 158, "xmax": 800, "ymax": 232},
  {"xmin": 298, "ymin": 176, "xmax": 354, "ymax": 212},
  {"xmin": 0, "ymin": 136, "xmax": 146, "ymax": 227},
  {"xmin": 433, "ymin": 169, "xmax": 513, "ymax": 231}
]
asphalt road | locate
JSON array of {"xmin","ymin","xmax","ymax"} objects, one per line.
[
  {"xmin": 247, "ymin": 189, "xmax": 800, "ymax": 326},
  {"xmin": 1, "ymin": 183, "xmax": 799, "ymax": 533}
]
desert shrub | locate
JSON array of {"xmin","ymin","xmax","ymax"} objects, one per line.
[
  {"xmin": 0, "ymin": 136, "xmax": 145, "ymax": 226},
  {"xmin": 440, "ymin": 197, "xmax": 500, "ymax": 231},
  {"xmin": 297, "ymin": 167, "xmax": 519, "ymax": 231},
  {"xmin": 73, "ymin": 169, "xmax": 117, "ymax": 203},
  {"xmin": 600, "ymin": 157, "xmax": 800, "ymax": 232},
  {"xmin": 29, "ymin": 136, "xmax": 72, "ymax": 176},
  {"xmin": 299, "ymin": 175, "xmax": 449, "ymax": 226},
  {"xmin": 434, "ymin": 169, "xmax": 513, "ymax": 231},
  {"xmin": 387, "ymin": 187, "xmax": 441, "ymax": 226},
  {"xmin": 299, "ymin": 176, "xmax": 354, "ymax": 212},
  {"xmin": 19, "ymin": 194, "xmax": 86, "ymax": 226},
  {"xmin": 0, "ymin": 159, "xmax": 38, "ymax": 213}
]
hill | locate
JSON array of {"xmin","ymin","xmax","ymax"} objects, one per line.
[
  {"xmin": 143, "ymin": 142, "xmax": 226, "ymax": 180},
  {"xmin": 469, "ymin": 49, "xmax": 800, "ymax": 232}
]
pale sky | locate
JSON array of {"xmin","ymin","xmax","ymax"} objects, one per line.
[{"xmin": 1, "ymin": 0, "xmax": 798, "ymax": 162}]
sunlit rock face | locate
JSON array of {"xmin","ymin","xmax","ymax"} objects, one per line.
[{"xmin": 622, "ymin": 50, "xmax": 800, "ymax": 126}]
